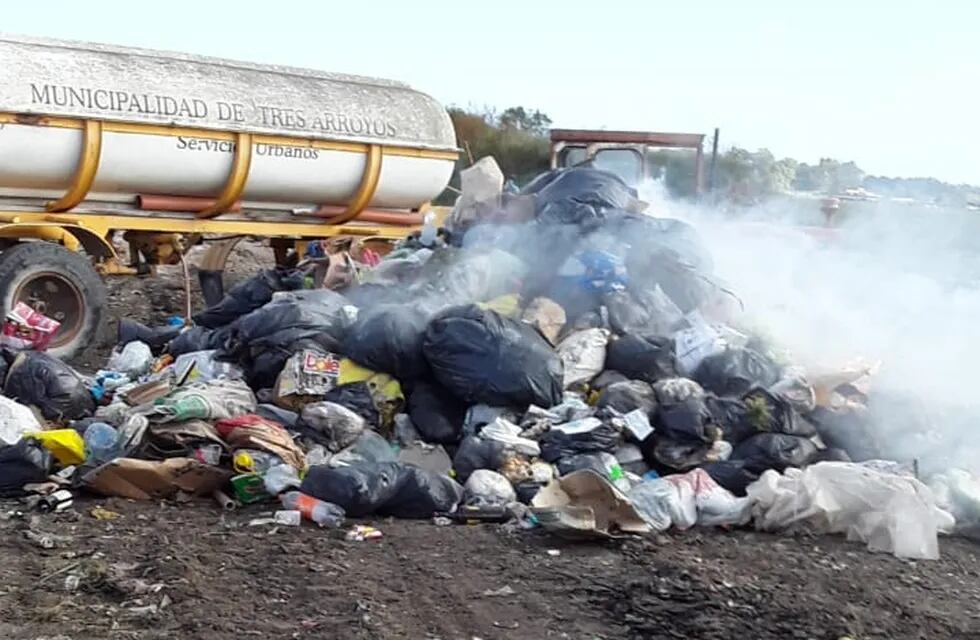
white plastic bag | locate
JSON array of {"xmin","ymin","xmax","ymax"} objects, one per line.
[
  {"xmin": 673, "ymin": 312, "xmax": 725, "ymax": 376},
  {"xmin": 747, "ymin": 462, "xmax": 949, "ymax": 560},
  {"xmin": 929, "ymin": 468, "xmax": 980, "ymax": 527},
  {"xmin": 629, "ymin": 468, "xmax": 750, "ymax": 532},
  {"xmin": 481, "ymin": 417, "xmax": 541, "ymax": 457},
  {"xmin": 628, "ymin": 478, "xmax": 695, "ymax": 531},
  {"xmin": 264, "ymin": 463, "xmax": 302, "ymax": 495},
  {"xmin": 108, "ymin": 341, "xmax": 154, "ymax": 378},
  {"xmin": 557, "ymin": 329, "xmax": 609, "ymax": 388},
  {"xmin": 464, "ymin": 469, "xmax": 516, "ymax": 507},
  {"xmin": 173, "ymin": 350, "xmax": 244, "ymax": 384},
  {"xmin": 667, "ymin": 468, "xmax": 751, "ymax": 528},
  {"xmin": 0, "ymin": 395, "xmax": 42, "ymax": 446},
  {"xmin": 301, "ymin": 402, "xmax": 366, "ymax": 452}
]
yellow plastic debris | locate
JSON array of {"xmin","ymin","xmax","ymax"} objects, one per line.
[
  {"xmin": 477, "ymin": 294, "xmax": 521, "ymax": 318},
  {"xmin": 90, "ymin": 506, "xmax": 122, "ymax": 520},
  {"xmin": 27, "ymin": 429, "xmax": 86, "ymax": 465},
  {"xmin": 338, "ymin": 359, "xmax": 404, "ymax": 404}
]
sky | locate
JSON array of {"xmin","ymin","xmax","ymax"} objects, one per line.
[{"xmin": 3, "ymin": 0, "xmax": 978, "ymax": 184}]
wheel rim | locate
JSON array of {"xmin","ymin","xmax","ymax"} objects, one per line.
[{"xmin": 12, "ymin": 271, "xmax": 86, "ymax": 348}]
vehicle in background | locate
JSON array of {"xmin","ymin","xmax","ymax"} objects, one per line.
[
  {"xmin": 0, "ymin": 35, "xmax": 459, "ymax": 358},
  {"xmin": 550, "ymin": 128, "xmax": 712, "ymax": 194}
]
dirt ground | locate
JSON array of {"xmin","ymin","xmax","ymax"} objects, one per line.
[
  {"xmin": 12, "ymin": 239, "xmax": 978, "ymax": 639},
  {"xmin": 1, "ymin": 498, "xmax": 979, "ymax": 640}
]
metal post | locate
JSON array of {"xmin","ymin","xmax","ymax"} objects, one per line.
[{"xmin": 707, "ymin": 127, "xmax": 720, "ymax": 192}]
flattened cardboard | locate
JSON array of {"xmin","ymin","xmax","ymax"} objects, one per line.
[
  {"xmin": 532, "ymin": 469, "xmax": 649, "ymax": 539},
  {"xmin": 81, "ymin": 457, "xmax": 231, "ymax": 501}
]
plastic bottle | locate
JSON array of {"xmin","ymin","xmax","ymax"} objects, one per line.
[
  {"xmin": 419, "ymin": 211, "xmax": 437, "ymax": 247},
  {"xmin": 233, "ymin": 449, "xmax": 282, "ymax": 474},
  {"xmin": 83, "ymin": 422, "xmax": 121, "ymax": 463},
  {"xmin": 280, "ymin": 491, "xmax": 345, "ymax": 528}
]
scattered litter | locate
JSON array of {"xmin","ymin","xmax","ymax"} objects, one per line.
[
  {"xmin": 2, "ymin": 302, "xmax": 60, "ymax": 352},
  {"xmin": 90, "ymin": 506, "xmax": 122, "ymax": 521},
  {"xmin": 274, "ymin": 510, "xmax": 302, "ymax": 526},
  {"xmin": 346, "ymin": 525, "xmax": 383, "ymax": 541}
]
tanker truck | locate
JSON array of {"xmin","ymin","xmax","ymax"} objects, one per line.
[{"xmin": 0, "ymin": 34, "xmax": 459, "ymax": 358}]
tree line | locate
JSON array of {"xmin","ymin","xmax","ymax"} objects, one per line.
[{"xmin": 443, "ymin": 106, "xmax": 978, "ymax": 208}]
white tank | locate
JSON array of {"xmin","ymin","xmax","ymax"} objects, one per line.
[{"xmin": 0, "ymin": 35, "xmax": 458, "ymax": 214}]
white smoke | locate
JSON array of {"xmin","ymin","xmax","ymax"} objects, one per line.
[{"xmin": 638, "ymin": 180, "xmax": 980, "ymax": 472}]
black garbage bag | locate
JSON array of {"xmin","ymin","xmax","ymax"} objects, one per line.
[
  {"xmin": 629, "ymin": 255, "xmax": 716, "ymax": 315},
  {"xmin": 386, "ymin": 464, "xmax": 464, "ymax": 519},
  {"xmin": 603, "ymin": 210, "xmax": 713, "ymax": 274},
  {"xmin": 807, "ymin": 407, "xmax": 881, "ymax": 462},
  {"xmin": 117, "ymin": 319, "xmax": 181, "ymax": 354},
  {"xmin": 344, "ymin": 305, "xmax": 430, "ymax": 380},
  {"xmin": 344, "ymin": 283, "xmax": 413, "ymax": 309},
  {"xmin": 701, "ymin": 460, "xmax": 760, "ymax": 497},
  {"xmin": 424, "ymin": 305, "xmax": 563, "ymax": 408},
  {"xmin": 533, "ymin": 166, "xmax": 638, "ymax": 226},
  {"xmin": 597, "ymin": 381, "xmax": 658, "ymax": 417},
  {"xmin": 705, "ymin": 395, "xmax": 759, "ymax": 444},
  {"xmin": 300, "ymin": 462, "xmax": 462, "ymax": 519},
  {"xmin": 604, "ymin": 286, "xmax": 685, "ymax": 337},
  {"xmin": 453, "ymin": 436, "xmax": 507, "ymax": 484},
  {"xmin": 539, "ymin": 419, "xmax": 620, "ymax": 462},
  {"xmin": 408, "ymin": 381, "xmax": 466, "ymax": 445},
  {"xmin": 603, "ymin": 290, "xmax": 648, "ymax": 335},
  {"xmin": 194, "ymin": 268, "xmax": 306, "ymax": 329},
  {"xmin": 324, "ymin": 382, "xmax": 380, "ymax": 429},
  {"xmin": 514, "ymin": 481, "xmax": 543, "ymax": 505},
  {"xmin": 605, "ymin": 334, "xmax": 677, "ymax": 384},
  {"xmin": 300, "ymin": 463, "xmax": 402, "ymax": 517},
  {"xmin": 741, "ymin": 387, "xmax": 815, "ymax": 437},
  {"xmin": 233, "ymin": 290, "xmax": 351, "ymax": 351},
  {"xmin": 4, "ymin": 352, "xmax": 94, "ymax": 420},
  {"xmin": 555, "ymin": 451, "xmax": 620, "ymax": 478},
  {"xmin": 0, "ymin": 439, "xmax": 52, "ymax": 497},
  {"xmin": 731, "ymin": 433, "xmax": 819, "ymax": 474},
  {"xmin": 656, "ymin": 396, "xmax": 718, "ymax": 444},
  {"xmin": 226, "ymin": 290, "xmax": 352, "ymax": 388},
  {"xmin": 520, "ymin": 168, "xmax": 564, "ymax": 195},
  {"xmin": 167, "ymin": 325, "xmax": 231, "ymax": 357},
  {"xmin": 812, "ymin": 447, "xmax": 852, "ymax": 463},
  {"xmin": 648, "ymin": 438, "xmax": 713, "ymax": 472},
  {"xmin": 592, "ymin": 370, "xmax": 629, "ymax": 390},
  {"xmin": 695, "ymin": 347, "xmax": 780, "ymax": 397}
]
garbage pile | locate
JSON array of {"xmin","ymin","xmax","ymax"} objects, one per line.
[{"xmin": 0, "ymin": 159, "xmax": 972, "ymax": 560}]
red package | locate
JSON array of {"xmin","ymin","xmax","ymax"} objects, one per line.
[{"xmin": 1, "ymin": 302, "xmax": 61, "ymax": 351}]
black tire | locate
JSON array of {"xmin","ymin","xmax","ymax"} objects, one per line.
[
  {"xmin": 198, "ymin": 269, "xmax": 225, "ymax": 308},
  {"xmin": 0, "ymin": 241, "xmax": 107, "ymax": 360}
]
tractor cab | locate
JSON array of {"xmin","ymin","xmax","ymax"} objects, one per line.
[{"xmin": 550, "ymin": 129, "xmax": 708, "ymax": 193}]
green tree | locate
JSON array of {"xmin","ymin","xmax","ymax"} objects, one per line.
[
  {"xmin": 499, "ymin": 107, "xmax": 553, "ymax": 136},
  {"xmin": 438, "ymin": 106, "xmax": 552, "ymax": 203},
  {"xmin": 770, "ymin": 158, "xmax": 799, "ymax": 193}
]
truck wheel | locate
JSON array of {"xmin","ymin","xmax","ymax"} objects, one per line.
[{"xmin": 0, "ymin": 241, "xmax": 107, "ymax": 360}]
